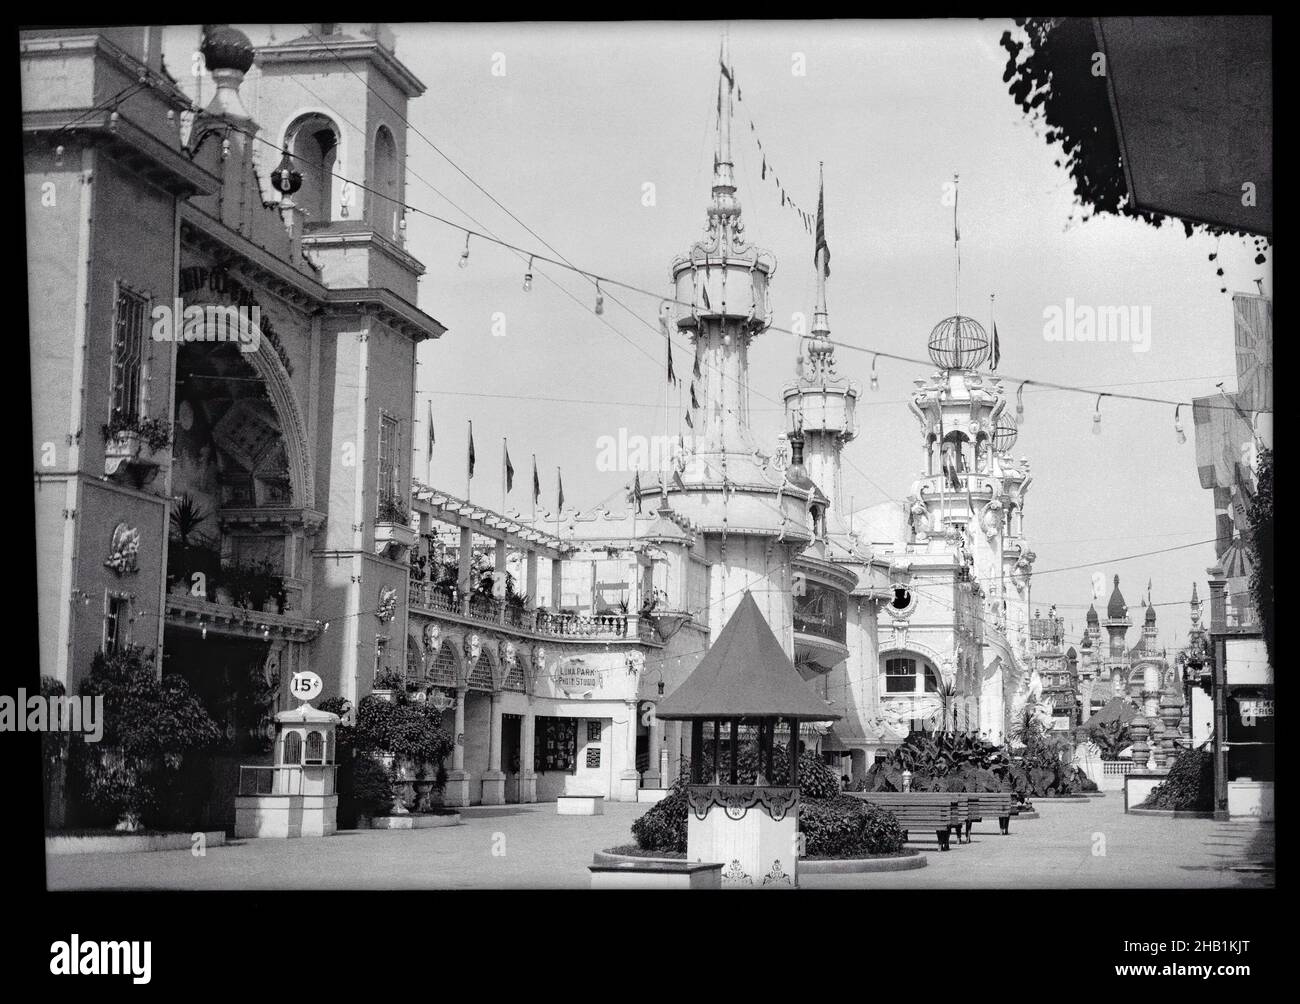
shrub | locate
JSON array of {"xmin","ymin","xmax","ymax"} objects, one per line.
[
  {"xmin": 631, "ymin": 778, "xmax": 689, "ymax": 853},
  {"xmin": 1141, "ymin": 745, "xmax": 1213, "ymax": 811},
  {"xmin": 630, "ymin": 761, "xmax": 905, "ymax": 858},
  {"xmin": 353, "ymin": 694, "xmax": 454, "ymax": 772},
  {"xmin": 72, "ymin": 646, "xmax": 222, "ymax": 830},
  {"xmin": 801, "ymin": 795, "xmax": 905, "ymax": 858}
]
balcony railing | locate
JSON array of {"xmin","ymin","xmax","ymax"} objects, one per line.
[{"xmin": 408, "ymin": 581, "xmax": 658, "ymax": 643}]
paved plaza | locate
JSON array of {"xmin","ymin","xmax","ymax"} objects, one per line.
[{"xmin": 46, "ymin": 794, "xmax": 1274, "ymax": 891}]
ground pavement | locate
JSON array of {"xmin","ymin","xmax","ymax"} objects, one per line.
[{"xmin": 46, "ymin": 794, "xmax": 1274, "ymax": 890}]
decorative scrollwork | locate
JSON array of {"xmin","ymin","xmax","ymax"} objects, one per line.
[
  {"xmin": 721, "ymin": 860, "xmax": 752, "ymax": 886},
  {"xmin": 762, "ymin": 860, "xmax": 793, "ymax": 886},
  {"xmin": 104, "ymin": 522, "xmax": 140, "ymax": 576},
  {"xmin": 686, "ymin": 784, "xmax": 799, "ymax": 822},
  {"xmin": 376, "ymin": 586, "xmax": 397, "ymax": 623}
]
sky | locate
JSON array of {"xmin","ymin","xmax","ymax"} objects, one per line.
[{"xmin": 188, "ymin": 20, "xmax": 1270, "ymax": 651}]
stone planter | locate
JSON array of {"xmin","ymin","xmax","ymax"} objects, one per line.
[
  {"xmin": 374, "ymin": 521, "xmax": 417, "ymax": 560},
  {"xmin": 104, "ymin": 431, "xmax": 160, "ymax": 484}
]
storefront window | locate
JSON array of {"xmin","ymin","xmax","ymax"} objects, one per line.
[{"xmin": 534, "ymin": 717, "xmax": 577, "ymax": 772}]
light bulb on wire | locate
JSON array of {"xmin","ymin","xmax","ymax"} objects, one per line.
[
  {"xmin": 523, "ymin": 256, "xmax": 534, "ymax": 292},
  {"xmin": 1174, "ymin": 404, "xmax": 1186, "ymax": 445},
  {"xmin": 459, "ymin": 233, "xmax": 470, "ymax": 269},
  {"xmin": 1016, "ymin": 382, "xmax": 1026, "ymax": 424},
  {"xmin": 594, "ymin": 281, "xmax": 604, "ymax": 315},
  {"xmin": 870, "ymin": 355, "xmax": 879, "ymax": 391},
  {"xmin": 1092, "ymin": 395, "xmax": 1103, "ymax": 435}
]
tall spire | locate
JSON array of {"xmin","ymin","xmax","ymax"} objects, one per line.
[
  {"xmin": 812, "ymin": 161, "xmax": 830, "ymax": 338},
  {"xmin": 714, "ymin": 33, "xmax": 734, "ymax": 200}
]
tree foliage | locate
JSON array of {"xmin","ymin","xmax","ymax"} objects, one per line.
[
  {"xmin": 1247, "ymin": 446, "xmax": 1273, "ymax": 668},
  {"xmin": 71, "ymin": 646, "xmax": 222, "ymax": 828}
]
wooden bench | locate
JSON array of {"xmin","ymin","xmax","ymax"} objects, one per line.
[
  {"xmin": 966, "ymin": 792, "xmax": 1015, "ymax": 836},
  {"xmin": 849, "ymin": 792, "xmax": 962, "ymax": 851}
]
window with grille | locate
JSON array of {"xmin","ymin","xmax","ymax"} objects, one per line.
[
  {"xmin": 377, "ymin": 413, "xmax": 400, "ymax": 513},
  {"xmin": 304, "ymin": 731, "xmax": 324, "ymax": 764},
  {"xmin": 104, "ymin": 595, "xmax": 129, "ymax": 655},
  {"xmin": 110, "ymin": 285, "xmax": 149, "ymax": 424},
  {"xmin": 430, "ymin": 642, "xmax": 456, "ymax": 686},
  {"xmin": 283, "ymin": 732, "xmax": 302, "ymax": 764},
  {"xmin": 468, "ymin": 652, "xmax": 494, "ymax": 691}
]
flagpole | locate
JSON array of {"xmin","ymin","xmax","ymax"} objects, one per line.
[
  {"xmin": 531, "ymin": 454, "xmax": 537, "ymax": 524},
  {"xmin": 953, "ymin": 172, "xmax": 961, "ymax": 317},
  {"xmin": 467, "ymin": 420, "xmax": 472, "ymax": 502},
  {"xmin": 502, "ymin": 437, "xmax": 507, "ymax": 514}
]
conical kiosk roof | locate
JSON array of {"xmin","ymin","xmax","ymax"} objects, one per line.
[{"xmin": 656, "ymin": 592, "xmax": 840, "ymax": 721}]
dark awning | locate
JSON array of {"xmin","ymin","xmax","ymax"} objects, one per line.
[
  {"xmin": 655, "ymin": 591, "xmax": 841, "ymax": 721},
  {"xmin": 1076, "ymin": 697, "xmax": 1137, "ymax": 732}
]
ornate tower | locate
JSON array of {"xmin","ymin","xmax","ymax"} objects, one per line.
[
  {"xmin": 1104, "ymin": 574, "xmax": 1131, "ymax": 657},
  {"xmin": 664, "ymin": 38, "xmax": 815, "ymax": 648},
  {"xmin": 250, "ymin": 23, "xmax": 426, "ymax": 301},
  {"xmin": 782, "ymin": 168, "xmax": 859, "ymax": 518},
  {"xmin": 1142, "ymin": 596, "xmax": 1158, "ymax": 652},
  {"xmin": 906, "ymin": 318, "xmax": 1034, "ymax": 642}
]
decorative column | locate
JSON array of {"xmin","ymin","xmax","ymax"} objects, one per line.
[
  {"xmin": 482, "ymin": 692, "xmax": 505, "ymax": 805},
  {"xmin": 444, "ymin": 686, "xmax": 470, "ymax": 807},
  {"xmin": 458, "ymin": 527, "xmax": 473, "ymax": 614},
  {"xmin": 520, "ymin": 702, "xmax": 537, "ymax": 802},
  {"xmin": 551, "ymin": 557, "xmax": 563, "ymax": 610},
  {"xmin": 644, "ymin": 706, "xmax": 663, "ymax": 789},
  {"xmin": 1149, "ymin": 717, "xmax": 1166, "ymax": 768},
  {"xmin": 1129, "ymin": 713, "xmax": 1150, "ymax": 771},
  {"xmin": 618, "ymin": 699, "xmax": 640, "ymax": 802},
  {"xmin": 525, "ymin": 551, "xmax": 539, "ymax": 606},
  {"xmin": 1160, "ymin": 685, "xmax": 1183, "ymax": 766}
]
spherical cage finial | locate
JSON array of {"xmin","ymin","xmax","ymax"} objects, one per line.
[{"xmin": 927, "ymin": 315, "xmax": 991, "ymax": 370}]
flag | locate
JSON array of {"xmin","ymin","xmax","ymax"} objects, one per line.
[
  {"xmin": 667, "ymin": 342, "xmax": 678, "ymax": 386},
  {"xmin": 532, "ymin": 456, "xmax": 540, "ymax": 507},
  {"xmin": 557, "ymin": 470, "xmax": 565, "ymax": 512},
  {"xmin": 692, "ymin": 346, "xmax": 701, "ymax": 379},
  {"xmin": 761, "ymin": 157, "xmax": 766, "ymax": 180},
  {"xmin": 701, "ymin": 284, "xmax": 711, "ymax": 311},
  {"xmin": 504, "ymin": 442, "xmax": 514, "ymax": 493},
  {"xmin": 672, "ymin": 468, "xmax": 686, "ymax": 492},
  {"xmin": 630, "ymin": 470, "xmax": 643, "ymax": 514},
  {"xmin": 1233, "ymin": 293, "xmax": 1272, "ymax": 412},
  {"xmin": 991, "ymin": 323, "xmax": 1001, "ymax": 371},
  {"xmin": 685, "ymin": 410, "xmax": 694, "ymax": 429},
  {"xmin": 942, "ymin": 443, "xmax": 961, "ymax": 491},
  {"xmin": 426, "ymin": 400, "xmax": 435, "ymax": 461},
  {"xmin": 690, "ymin": 382, "xmax": 699, "ymax": 410},
  {"xmin": 814, "ymin": 168, "xmax": 830, "ymax": 278},
  {"xmin": 1192, "ymin": 393, "xmax": 1254, "ymax": 490},
  {"xmin": 467, "ymin": 422, "xmax": 475, "ymax": 480},
  {"xmin": 720, "ymin": 47, "xmax": 734, "ymax": 86}
]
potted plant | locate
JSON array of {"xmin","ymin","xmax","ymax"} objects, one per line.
[
  {"xmin": 103, "ymin": 413, "xmax": 172, "ymax": 481},
  {"xmin": 374, "ymin": 489, "xmax": 416, "ymax": 559},
  {"xmin": 371, "ymin": 668, "xmax": 406, "ymax": 703}
]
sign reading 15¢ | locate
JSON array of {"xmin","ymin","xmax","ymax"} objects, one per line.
[{"xmin": 290, "ymin": 671, "xmax": 323, "ymax": 703}]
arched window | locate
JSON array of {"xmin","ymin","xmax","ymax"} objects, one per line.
[
  {"xmin": 305, "ymin": 731, "xmax": 324, "ymax": 764},
  {"xmin": 883, "ymin": 656, "xmax": 940, "ymax": 695},
  {"xmin": 282, "ymin": 730, "xmax": 302, "ymax": 765},
  {"xmin": 285, "ymin": 114, "xmax": 340, "ymax": 223},
  {"xmin": 372, "ymin": 125, "xmax": 399, "ymax": 238}
]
